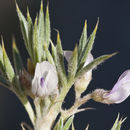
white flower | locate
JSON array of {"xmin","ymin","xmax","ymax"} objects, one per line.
[
  {"xmin": 64, "ymin": 51, "xmax": 93, "ymax": 96},
  {"xmin": 31, "ymin": 61, "xmax": 58, "ymax": 97},
  {"xmin": 103, "ymin": 70, "xmax": 130, "ymax": 103}
]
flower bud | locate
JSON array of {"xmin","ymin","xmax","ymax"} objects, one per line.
[
  {"xmin": 31, "ymin": 61, "xmax": 58, "ymax": 97},
  {"xmin": 64, "ymin": 51, "xmax": 93, "ymax": 97},
  {"xmin": 92, "ymin": 70, "xmax": 130, "ymax": 104}
]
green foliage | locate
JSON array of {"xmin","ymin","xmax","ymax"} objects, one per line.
[
  {"xmin": 16, "ymin": 2, "xmax": 51, "ymax": 64},
  {"xmin": 56, "ymin": 32, "xmax": 67, "ymax": 87},
  {"xmin": 111, "ymin": 114, "xmax": 126, "ymax": 130},
  {"xmin": 0, "ymin": 2, "xmax": 121, "ymax": 130},
  {"xmin": 0, "ymin": 44, "xmax": 5, "ymax": 74},
  {"xmin": 78, "ymin": 20, "xmax": 87, "ymax": 61},
  {"xmin": 76, "ymin": 53, "xmax": 117, "ymax": 79},
  {"xmin": 45, "ymin": 5, "xmax": 51, "ymax": 48},
  {"xmin": 63, "ymin": 115, "xmax": 74, "ymax": 130},
  {"xmin": 78, "ymin": 19, "xmax": 99, "ymax": 70},
  {"xmin": 12, "ymin": 38, "xmax": 24, "ymax": 75},
  {"xmin": 12, "ymin": 38, "xmax": 24, "ymax": 95},
  {"xmin": 56, "ymin": 118, "xmax": 63, "ymax": 130},
  {"xmin": 68, "ymin": 45, "xmax": 78, "ymax": 84},
  {"xmin": 2, "ymin": 40, "xmax": 15, "ymax": 83}
]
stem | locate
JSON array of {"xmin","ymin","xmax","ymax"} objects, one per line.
[
  {"xmin": 61, "ymin": 94, "xmax": 92, "ymax": 120},
  {"xmin": 19, "ymin": 96, "xmax": 36, "ymax": 126},
  {"xmin": 34, "ymin": 87, "xmax": 70, "ymax": 130}
]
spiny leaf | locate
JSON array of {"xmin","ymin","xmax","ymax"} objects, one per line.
[
  {"xmin": 33, "ymin": 17, "xmax": 39, "ymax": 63},
  {"xmin": 78, "ymin": 19, "xmax": 99, "ymax": 69},
  {"xmin": 12, "ymin": 38, "xmax": 24, "ymax": 95},
  {"xmin": 0, "ymin": 75, "xmax": 10, "ymax": 87},
  {"xmin": 85, "ymin": 125, "xmax": 89, "ymax": 130},
  {"xmin": 72, "ymin": 123, "xmax": 75, "ymax": 130},
  {"xmin": 0, "ymin": 44, "xmax": 5, "ymax": 74},
  {"xmin": 45, "ymin": 5, "xmax": 51, "ymax": 48},
  {"xmin": 27, "ymin": 8, "xmax": 34, "ymax": 61},
  {"xmin": 111, "ymin": 114, "xmax": 126, "ymax": 130},
  {"xmin": 57, "ymin": 118, "xmax": 63, "ymax": 130},
  {"xmin": 12, "ymin": 38, "xmax": 24, "ymax": 74},
  {"xmin": 56, "ymin": 32, "xmax": 67, "ymax": 87},
  {"xmin": 38, "ymin": 1, "xmax": 45, "ymax": 45},
  {"xmin": 63, "ymin": 115, "xmax": 74, "ymax": 130},
  {"xmin": 78, "ymin": 20, "xmax": 87, "ymax": 61},
  {"xmin": 45, "ymin": 45, "xmax": 55, "ymax": 66},
  {"xmin": 2, "ymin": 40, "xmax": 14, "ymax": 82},
  {"xmin": 38, "ymin": 1, "xmax": 45, "ymax": 61},
  {"xmin": 16, "ymin": 3, "xmax": 29, "ymax": 53},
  {"xmin": 68, "ymin": 45, "xmax": 78, "ymax": 83},
  {"xmin": 76, "ymin": 53, "xmax": 116, "ymax": 79},
  {"xmin": 51, "ymin": 41, "xmax": 57, "ymax": 64}
]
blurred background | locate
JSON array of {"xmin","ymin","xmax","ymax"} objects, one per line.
[{"xmin": 0, "ymin": 0, "xmax": 130, "ymax": 129}]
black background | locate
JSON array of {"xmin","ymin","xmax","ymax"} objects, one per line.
[{"xmin": 0, "ymin": 0, "xmax": 130, "ymax": 130}]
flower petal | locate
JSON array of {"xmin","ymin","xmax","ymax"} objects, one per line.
[
  {"xmin": 31, "ymin": 61, "xmax": 58, "ymax": 97},
  {"xmin": 110, "ymin": 70, "xmax": 130, "ymax": 94},
  {"xmin": 104, "ymin": 82, "xmax": 130, "ymax": 103},
  {"xmin": 104, "ymin": 70, "xmax": 130, "ymax": 103},
  {"xmin": 64, "ymin": 51, "xmax": 73, "ymax": 62},
  {"xmin": 84, "ymin": 53, "xmax": 94, "ymax": 67}
]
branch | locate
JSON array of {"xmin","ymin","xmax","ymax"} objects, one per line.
[{"xmin": 61, "ymin": 94, "xmax": 92, "ymax": 120}]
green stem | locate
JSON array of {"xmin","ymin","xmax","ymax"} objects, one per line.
[
  {"xmin": 61, "ymin": 94, "xmax": 92, "ymax": 120},
  {"xmin": 19, "ymin": 96, "xmax": 36, "ymax": 126}
]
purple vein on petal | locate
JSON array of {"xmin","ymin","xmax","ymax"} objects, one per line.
[{"xmin": 40, "ymin": 77, "xmax": 45, "ymax": 88}]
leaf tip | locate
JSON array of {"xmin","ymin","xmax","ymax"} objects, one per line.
[
  {"xmin": 93, "ymin": 18, "xmax": 99, "ymax": 35},
  {"xmin": 57, "ymin": 31, "xmax": 60, "ymax": 42},
  {"xmin": 40, "ymin": 0, "xmax": 43, "ymax": 10},
  {"xmin": 12, "ymin": 37, "xmax": 16, "ymax": 49},
  {"xmin": 110, "ymin": 52, "xmax": 118, "ymax": 57},
  {"xmin": 84, "ymin": 20, "xmax": 87, "ymax": 29},
  {"xmin": 1, "ymin": 38, "xmax": 6, "ymax": 56},
  {"xmin": 15, "ymin": 2, "xmax": 20, "ymax": 12},
  {"xmin": 46, "ymin": 4, "xmax": 49, "ymax": 15}
]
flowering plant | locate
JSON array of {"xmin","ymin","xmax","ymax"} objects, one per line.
[{"xmin": 0, "ymin": 1, "xmax": 129, "ymax": 130}]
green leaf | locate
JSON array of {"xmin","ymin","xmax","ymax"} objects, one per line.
[
  {"xmin": 68, "ymin": 45, "xmax": 78, "ymax": 83},
  {"xmin": 16, "ymin": 4, "xmax": 29, "ymax": 54},
  {"xmin": 2, "ymin": 40, "xmax": 14, "ymax": 82},
  {"xmin": 76, "ymin": 53, "xmax": 117, "ymax": 79},
  {"xmin": 85, "ymin": 125, "xmax": 89, "ymax": 130},
  {"xmin": 63, "ymin": 115, "xmax": 74, "ymax": 130},
  {"xmin": 27, "ymin": 8, "xmax": 34, "ymax": 61},
  {"xmin": 51, "ymin": 41, "xmax": 57, "ymax": 64},
  {"xmin": 38, "ymin": 2, "xmax": 45, "ymax": 44},
  {"xmin": 56, "ymin": 33, "xmax": 67, "ymax": 87},
  {"xmin": 45, "ymin": 46, "xmax": 55, "ymax": 66},
  {"xmin": 0, "ymin": 75, "xmax": 10, "ymax": 87},
  {"xmin": 72, "ymin": 123, "xmax": 75, "ymax": 130},
  {"xmin": 33, "ymin": 17, "xmax": 39, "ymax": 63},
  {"xmin": 12, "ymin": 38, "xmax": 24, "ymax": 74},
  {"xmin": 78, "ymin": 20, "xmax": 87, "ymax": 61},
  {"xmin": 57, "ymin": 118, "xmax": 63, "ymax": 130},
  {"xmin": 0, "ymin": 44, "xmax": 5, "ymax": 74},
  {"xmin": 111, "ymin": 114, "xmax": 126, "ymax": 130},
  {"xmin": 45, "ymin": 5, "xmax": 51, "ymax": 48},
  {"xmin": 78, "ymin": 19, "xmax": 99, "ymax": 69},
  {"xmin": 38, "ymin": 2, "xmax": 45, "ymax": 61}
]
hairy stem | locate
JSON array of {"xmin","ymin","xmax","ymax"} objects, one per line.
[
  {"xmin": 61, "ymin": 94, "xmax": 92, "ymax": 120},
  {"xmin": 19, "ymin": 96, "xmax": 36, "ymax": 126}
]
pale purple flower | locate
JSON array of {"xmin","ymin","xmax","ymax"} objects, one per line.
[
  {"xmin": 64, "ymin": 51, "xmax": 93, "ymax": 67},
  {"xmin": 32, "ymin": 61, "xmax": 58, "ymax": 97},
  {"xmin": 64, "ymin": 51, "xmax": 93, "ymax": 96},
  {"xmin": 103, "ymin": 70, "xmax": 130, "ymax": 104}
]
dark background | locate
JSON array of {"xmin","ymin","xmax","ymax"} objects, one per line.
[{"xmin": 0, "ymin": 0, "xmax": 130, "ymax": 130}]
